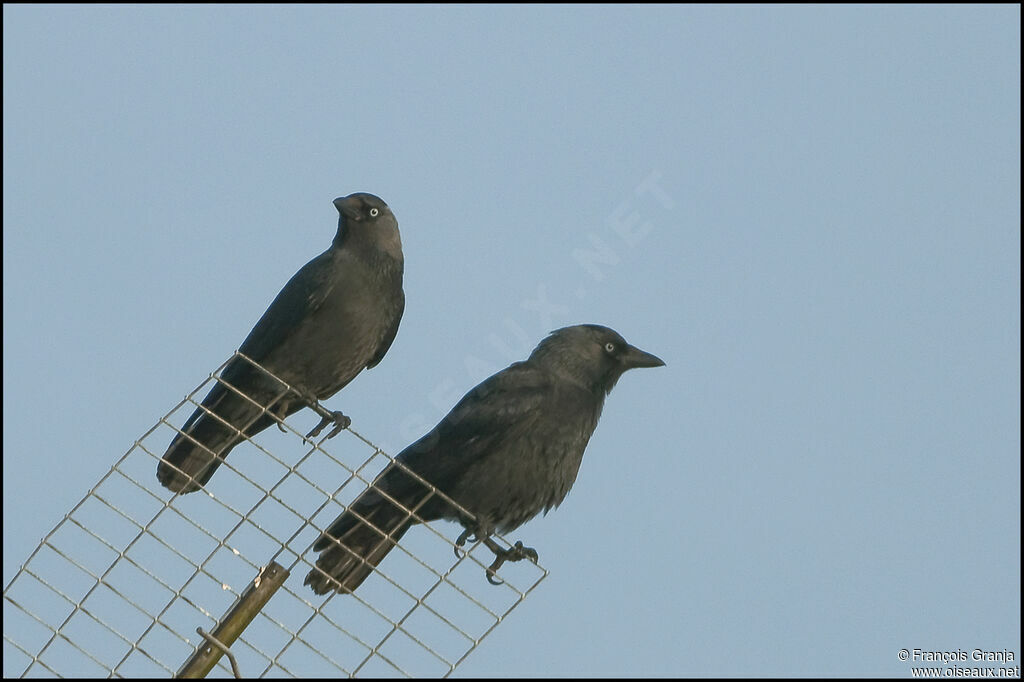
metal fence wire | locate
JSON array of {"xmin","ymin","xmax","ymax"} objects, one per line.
[{"xmin": 3, "ymin": 353, "xmax": 548, "ymax": 678}]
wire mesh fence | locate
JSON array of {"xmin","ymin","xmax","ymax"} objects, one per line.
[{"xmin": 3, "ymin": 353, "xmax": 548, "ymax": 678}]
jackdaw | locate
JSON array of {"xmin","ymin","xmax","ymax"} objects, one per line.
[
  {"xmin": 305, "ymin": 324, "xmax": 663, "ymax": 595},
  {"xmin": 157, "ymin": 193, "xmax": 405, "ymax": 494}
]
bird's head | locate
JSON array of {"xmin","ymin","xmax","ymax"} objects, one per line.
[
  {"xmin": 531, "ymin": 324, "xmax": 665, "ymax": 394},
  {"xmin": 332, "ymin": 192, "xmax": 403, "ymax": 262}
]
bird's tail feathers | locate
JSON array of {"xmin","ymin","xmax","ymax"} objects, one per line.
[
  {"xmin": 156, "ymin": 371, "xmax": 288, "ymax": 494},
  {"xmin": 157, "ymin": 407, "xmax": 245, "ymax": 494},
  {"xmin": 304, "ymin": 499, "xmax": 419, "ymax": 595}
]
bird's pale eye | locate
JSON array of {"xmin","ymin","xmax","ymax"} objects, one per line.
[
  {"xmin": 605, "ymin": 342, "xmax": 615, "ymax": 353},
  {"xmin": 369, "ymin": 207, "xmax": 380, "ymax": 217}
]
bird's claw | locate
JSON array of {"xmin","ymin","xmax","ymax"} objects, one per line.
[
  {"xmin": 483, "ymin": 540, "xmax": 538, "ymax": 586},
  {"xmin": 306, "ymin": 411, "xmax": 351, "ymax": 440},
  {"xmin": 454, "ymin": 527, "xmax": 477, "ymax": 558},
  {"xmin": 453, "ymin": 525, "xmax": 537, "ymax": 584},
  {"xmin": 486, "ymin": 563, "xmax": 504, "ymax": 585},
  {"xmin": 518, "ymin": 543, "xmax": 540, "ymax": 563}
]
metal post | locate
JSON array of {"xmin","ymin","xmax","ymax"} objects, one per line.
[{"xmin": 175, "ymin": 561, "xmax": 290, "ymax": 678}]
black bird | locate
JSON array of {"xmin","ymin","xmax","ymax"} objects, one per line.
[
  {"xmin": 305, "ymin": 324, "xmax": 664, "ymax": 595},
  {"xmin": 157, "ymin": 193, "xmax": 405, "ymax": 494}
]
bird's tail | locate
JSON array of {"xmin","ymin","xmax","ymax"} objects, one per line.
[
  {"xmin": 304, "ymin": 490, "xmax": 423, "ymax": 595},
  {"xmin": 157, "ymin": 376, "xmax": 281, "ymax": 494},
  {"xmin": 157, "ymin": 406, "xmax": 247, "ymax": 494}
]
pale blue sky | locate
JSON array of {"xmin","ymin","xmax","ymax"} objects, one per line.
[{"xmin": 3, "ymin": 5, "xmax": 1020, "ymax": 677}]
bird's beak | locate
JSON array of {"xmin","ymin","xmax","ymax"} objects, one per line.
[
  {"xmin": 622, "ymin": 344, "xmax": 666, "ymax": 369},
  {"xmin": 333, "ymin": 196, "xmax": 360, "ymax": 220}
]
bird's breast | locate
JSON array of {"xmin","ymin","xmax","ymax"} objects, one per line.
[
  {"xmin": 444, "ymin": 404, "xmax": 599, "ymax": 534},
  {"xmin": 262, "ymin": 257, "xmax": 402, "ymax": 397}
]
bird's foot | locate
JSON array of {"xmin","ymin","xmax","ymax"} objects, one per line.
[
  {"xmin": 481, "ymin": 537, "xmax": 539, "ymax": 586},
  {"xmin": 300, "ymin": 391, "xmax": 351, "ymax": 440},
  {"xmin": 305, "ymin": 410, "xmax": 351, "ymax": 440},
  {"xmin": 266, "ymin": 399, "xmax": 290, "ymax": 433}
]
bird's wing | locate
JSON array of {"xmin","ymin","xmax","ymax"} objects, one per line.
[
  {"xmin": 235, "ymin": 249, "xmax": 337, "ymax": 363},
  {"xmin": 314, "ymin": 363, "xmax": 551, "ymax": 549},
  {"xmin": 365, "ymin": 288, "xmax": 405, "ymax": 369},
  {"xmin": 388, "ymin": 363, "xmax": 551, "ymax": 487}
]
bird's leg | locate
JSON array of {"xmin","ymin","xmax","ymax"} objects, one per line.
[
  {"xmin": 274, "ymin": 400, "xmax": 290, "ymax": 433},
  {"xmin": 254, "ymin": 385, "xmax": 310, "ymax": 435},
  {"xmin": 454, "ymin": 518, "xmax": 492, "ymax": 558},
  {"xmin": 258, "ymin": 390, "xmax": 292, "ymax": 433},
  {"xmin": 454, "ymin": 527, "xmax": 478, "ymax": 558},
  {"xmin": 480, "ymin": 537, "xmax": 539, "ymax": 585},
  {"xmin": 306, "ymin": 411, "xmax": 351, "ymax": 440},
  {"xmin": 299, "ymin": 391, "xmax": 351, "ymax": 440},
  {"xmin": 453, "ymin": 522, "xmax": 537, "ymax": 583}
]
